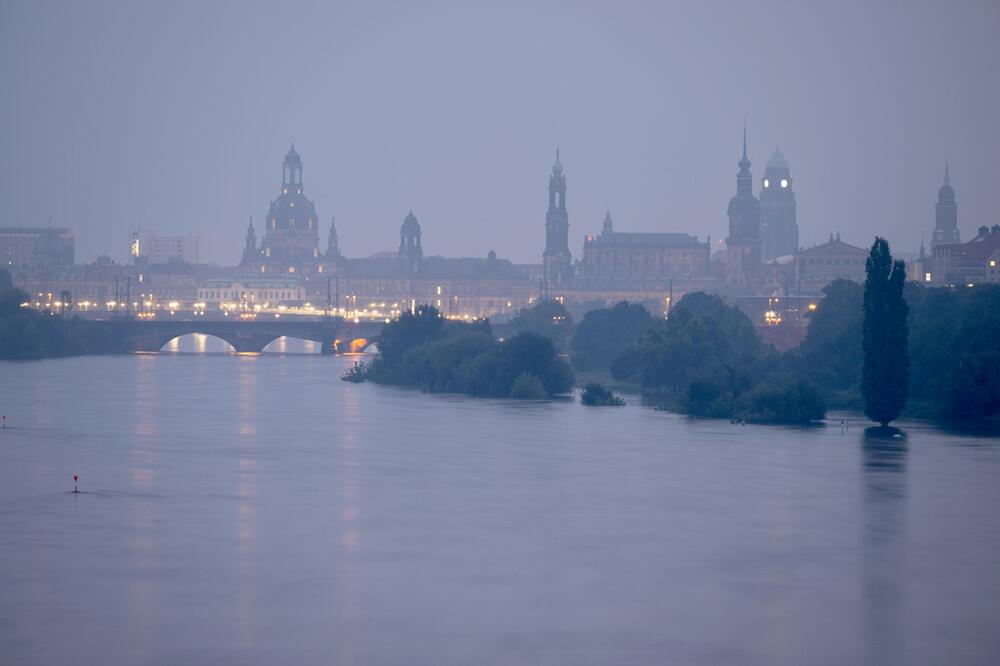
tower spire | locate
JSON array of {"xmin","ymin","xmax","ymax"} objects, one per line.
[
  {"xmin": 944, "ymin": 158, "xmax": 950, "ymax": 185},
  {"xmin": 742, "ymin": 121, "xmax": 748, "ymax": 162}
]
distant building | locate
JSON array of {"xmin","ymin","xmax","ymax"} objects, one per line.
[
  {"xmin": 1, "ymin": 227, "xmax": 75, "ymax": 267},
  {"xmin": 243, "ymin": 145, "xmax": 323, "ymax": 275},
  {"xmin": 795, "ymin": 233, "xmax": 867, "ymax": 294},
  {"xmin": 542, "ymin": 149, "xmax": 572, "ymax": 290},
  {"xmin": 197, "ymin": 277, "xmax": 305, "ymax": 309},
  {"xmin": 760, "ymin": 148, "xmax": 798, "ymax": 261},
  {"xmin": 726, "ymin": 128, "xmax": 763, "ymax": 287},
  {"xmin": 931, "ymin": 225, "xmax": 1000, "ymax": 285},
  {"xmin": 580, "ymin": 211, "xmax": 710, "ymax": 280},
  {"xmin": 931, "ymin": 162, "xmax": 960, "ymax": 249},
  {"xmin": 131, "ymin": 230, "xmax": 199, "ymax": 265}
]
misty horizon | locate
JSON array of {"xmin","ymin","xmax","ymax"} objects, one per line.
[{"xmin": 2, "ymin": 0, "xmax": 998, "ymax": 265}]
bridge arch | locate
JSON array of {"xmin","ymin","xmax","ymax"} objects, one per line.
[{"xmin": 160, "ymin": 333, "xmax": 236, "ymax": 353}]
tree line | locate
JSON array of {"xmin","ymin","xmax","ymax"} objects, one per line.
[{"xmin": 0, "ymin": 270, "xmax": 117, "ymax": 360}]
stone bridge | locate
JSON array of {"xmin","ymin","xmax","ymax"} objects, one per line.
[{"xmin": 106, "ymin": 317, "xmax": 386, "ymax": 354}]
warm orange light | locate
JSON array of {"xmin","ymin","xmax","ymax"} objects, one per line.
[{"xmin": 349, "ymin": 338, "xmax": 368, "ymax": 353}]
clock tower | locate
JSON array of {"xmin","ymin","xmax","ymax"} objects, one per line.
[{"xmin": 759, "ymin": 148, "xmax": 798, "ymax": 260}]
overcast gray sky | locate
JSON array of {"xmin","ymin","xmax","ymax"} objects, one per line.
[{"xmin": 1, "ymin": 0, "xmax": 997, "ymax": 265}]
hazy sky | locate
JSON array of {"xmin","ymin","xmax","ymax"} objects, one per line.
[{"xmin": 1, "ymin": 0, "xmax": 998, "ymax": 265}]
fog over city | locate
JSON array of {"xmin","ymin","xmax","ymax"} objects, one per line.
[{"xmin": 2, "ymin": 0, "xmax": 998, "ymax": 265}]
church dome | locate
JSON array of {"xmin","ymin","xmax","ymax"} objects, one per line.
[
  {"xmin": 284, "ymin": 144, "xmax": 301, "ymax": 165},
  {"xmin": 33, "ymin": 229, "xmax": 73, "ymax": 265},
  {"xmin": 937, "ymin": 182, "xmax": 955, "ymax": 205},
  {"xmin": 401, "ymin": 211, "xmax": 421, "ymax": 235},
  {"xmin": 267, "ymin": 190, "xmax": 318, "ymax": 232}
]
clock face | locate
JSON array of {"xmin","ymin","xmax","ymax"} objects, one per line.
[
  {"xmin": 763, "ymin": 179, "xmax": 770, "ymax": 188},
  {"xmin": 780, "ymin": 179, "xmax": 789, "ymax": 188}
]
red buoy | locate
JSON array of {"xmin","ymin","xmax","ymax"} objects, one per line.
[{"xmin": 73, "ymin": 475, "xmax": 78, "ymax": 493}]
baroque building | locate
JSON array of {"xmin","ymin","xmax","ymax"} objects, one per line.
[
  {"xmin": 580, "ymin": 211, "xmax": 710, "ymax": 280},
  {"xmin": 243, "ymin": 145, "xmax": 323, "ymax": 275},
  {"xmin": 759, "ymin": 148, "xmax": 798, "ymax": 260},
  {"xmin": 726, "ymin": 128, "xmax": 763, "ymax": 287}
]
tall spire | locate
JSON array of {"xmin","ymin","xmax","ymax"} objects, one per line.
[
  {"xmin": 944, "ymin": 159, "xmax": 950, "ymax": 185},
  {"xmin": 736, "ymin": 124, "xmax": 753, "ymax": 196}
]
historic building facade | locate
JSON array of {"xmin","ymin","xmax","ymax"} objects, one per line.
[
  {"xmin": 580, "ymin": 211, "xmax": 710, "ymax": 280},
  {"xmin": 931, "ymin": 225, "xmax": 1000, "ymax": 286},
  {"xmin": 242, "ymin": 145, "xmax": 324, "ymax": 275},
  {"xmin": 759, "ymin": 148, "xmax": 798, "ymax": 261},
  {"xmin": 1, "ymin": 227, "xmax": 75, "ymax": 267},
  {"xmin": 794, "ymin": 233, "xmax": 867, "ymax": 295}
]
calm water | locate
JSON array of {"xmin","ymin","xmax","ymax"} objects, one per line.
[{"xmin": 1, "ymin": 342, "xmax": 999, "ymax": 665}]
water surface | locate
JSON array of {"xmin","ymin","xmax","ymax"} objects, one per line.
[{"xmin": 1, "ymin": 349, "xmax": 999, "ymax": 665}]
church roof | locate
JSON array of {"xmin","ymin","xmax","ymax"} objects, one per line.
[
  {"xmin": 586, "ymin": 231, "xmax": 705, "ymax": 249},
  {"xmin": 284, "ymin": 144, "xmax": 301, "ymax": 165}
]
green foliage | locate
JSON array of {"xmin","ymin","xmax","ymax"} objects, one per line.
[
  {"xmin": 735, "ymin": 379, "xmax": 826, "ymax": 424},
  {"xmin": 793, "ymin": 279, "xmax": 864, "ymax": 391},
  {"xmin": 571, "ymin": 301, "xmax": 653, "ymax": 372},
  {"xmin": 509, "ymin": 373, "xmax": 548, "ymax": 400},
  {"xmin": 340, "ymin": 361, "xmax": 368, "ymax": 383},
  {"xmin": 614, "ymin": 292, "xmax": 763, "ymax": 393},
  {"xmin": 510, "ymin": 299, "xmax": 573, "ymax": 349},
  {"xmin": 580, "ymin": 382, "xmax": 625, "ymax": 406},
  {"xmin": 363, "ymin": 307, "xmax": 574, "ymax": 398},
  {"xmin": 0, "ymin": 284, "xmax": 117, "ymax": 360},
  {"xmin": 862, "ymin": 238, "xmax": 909, "ymax": 426}
]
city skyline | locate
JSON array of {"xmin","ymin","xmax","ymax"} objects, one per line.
[{"xmin": 1, "ymin": 1, "xmax": 997, "ymax": 265}]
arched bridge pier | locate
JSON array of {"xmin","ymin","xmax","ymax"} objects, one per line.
[{"xmin": 108, "ymin": 318, "xmax": 385, "ymax": 354}]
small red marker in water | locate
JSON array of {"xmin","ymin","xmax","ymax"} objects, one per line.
[
  {"xmin": 73, "ymin": 475, "xmax": 79, "ymax": 493},
  {"xmin": 2, "ymin": 415, "xmax": 6, "ymax": 429}
]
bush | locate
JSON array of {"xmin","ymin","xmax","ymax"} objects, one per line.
[
  {"xmin": 580, "ymin": 383, "xmax": 625, "ymax": 406},
  {"xmin": 735, "ymin": 379, "xmax": 826, "ymax": 424},
  {"xmin": 340, "ymin": 361, "xmax": 368, "ymax": 383},
  {"xmin": 509, "ymin": 373, "xmax": 548, "ymax": 400},
  {"xmin": 361, "ymin": 310, "xmax": 575, "ymax": 399}
]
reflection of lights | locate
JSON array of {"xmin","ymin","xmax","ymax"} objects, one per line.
[{"xmin": 807, "ymin": 303, "xmax": 818, "ymax": 311}]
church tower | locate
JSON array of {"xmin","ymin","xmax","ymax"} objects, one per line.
[
  {"xmin": 543, "ymin": 149, "xmax": 572, "ymax": 290},
  {"xmin": 241, "ymin": 217, "xmax": 259, "ymax": 266},
  {"xmin": 399, "ymin": 211, "xmax": 422, "ymax": 276},
  {"xmin": 725, "ymin": 127, "xmax": 762, "ymax": 286},
  {"xmin": 759, "ymin": 148, "xmax": 798, "ymax": 260},
  {"xmin": 931, "ymin": 162, "xmax": 960, "ymax": 248}
]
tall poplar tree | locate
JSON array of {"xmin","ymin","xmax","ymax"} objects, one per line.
[{"xmin": 862, "ymin": 237, "xmax": 909, "ymax": 426}]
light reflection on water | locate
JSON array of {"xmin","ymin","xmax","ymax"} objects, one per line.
[{"xmin": 0, "ymin": 355, "xmax": 999, "ymax": 665}]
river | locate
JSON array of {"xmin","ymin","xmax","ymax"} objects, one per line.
[{"xmin": 1, "ymin": 341, "xmax": 999, "ymax": 665}]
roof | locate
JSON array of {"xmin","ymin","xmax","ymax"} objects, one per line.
[
  {"xmin": 797, "ymin": 238, "xmax": 867, "ymax": 257},
  {"xmin": 199, "ymin": 277, "xmax": 302, "ymax": 288},
  {"xmin": 943, "ymin": 229, "xmax": 1000, "ymax": 260},
  {"xmin": 586, "ymin": 231, "xmax": 706, "ymax": 249}
]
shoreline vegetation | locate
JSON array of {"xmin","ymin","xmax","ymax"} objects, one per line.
[
  {"xmin": 4, "ymin": 266, "xmax": 998, "ymax": 427},
  {"xmin": 0, "ymin": 272, "xmax": 118, "ymax": 359}
]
